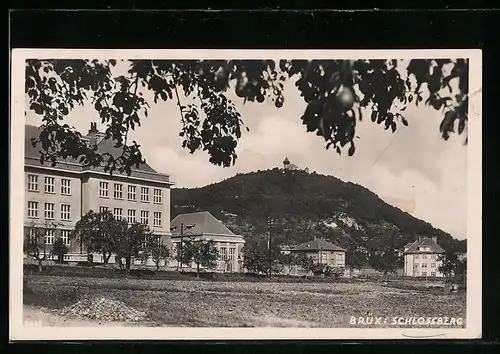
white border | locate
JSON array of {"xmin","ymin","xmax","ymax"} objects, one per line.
[{"xmin": 10, "ymin": 49, "xmax": 482, "ymax": 341}]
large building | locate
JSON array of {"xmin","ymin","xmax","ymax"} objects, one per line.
[
  {"xmin": 170, "ymin": 211, "xmax": 245, "ymax": 273},
  {"xmin": 24, "ymin": 123, "xmax": 173, "ymax": 262},
  {"xmin": 403, "ymin": 237, "xmax": 446, "ymax": 277}
]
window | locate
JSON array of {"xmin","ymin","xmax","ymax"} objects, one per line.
[
  {"xmin": 219, "ymin": 247, "xmax": 227, "ymax": 261},
  {"xmin": 61, "ymin": 230, "xmax": 71, "ymax": 246},
  {"xmin": 28, "ymin": 201, "xmax": 39, "ymax": 218},
  {"xmin": 229, "ymin": 248, "xmax": 235, "ymax": 261},
  {"xmin": 414, "ymin": 254, "xmax": 419, "ymax": 259},
  {"xmin": 140, "ymin": 210, "xmax": 149, "ymax": 225},
  {"xmin": 45, "ymin": 229, "xmax": 55, "ymax": 245},
  {"xmin": 431, "ymin": 272, "xmax": 436, "ymax": 277},
  {"xmin": 153, "ymin": 211, "xmax": 162, "ymax": 227},
  {"xmin": 431, "ymin": 262, "xmax": 436, "ymax": 268},
  {"xmin": 153, "ymin": 189, "xmax": 163, "ymax": 204},
  {"xmin": 422, "ymin": 272, "xmax": 427, "ymax": 277},
  {"xmin": 113, "ymin": 208, "xmax": 123, "ymax": 220},
  {"xmin": 99, "ymin": 181, "xmax": 109, "ymax": 197},
  {"xmin": 127, "ymin": 209, "xmax": 136, "ymax": 224},
  {"xmin": 44, "ymin": 177, "xmax": 55, "ymax": 193},
  {"xmin": 99, "ymin": 206, "xmax": 109, "ymax": 213},
  {"xmin": 128, "ymin": 185, "xmax": 136, "ymax": 201},
  {"xmin": 44, "ymin": 203, "xmax": 55, "ymax": 219},
  {"xmin": 141, "ymin": 187, "xmax": 149, "ymax": 202},
  {"xmin": 422, "ymin": 254, "xmax": 427, "ymax": 259},
  {"xmin": 321, "ymin": 253, "xmax": 328, "ymax": 262},
  {"xmin": 28, "ymin": 174, "xmax": 39, "ymax": 192},
  {"xmin": 60, "ymin": 204, "xmax": 71, "ymax": 221},
  {"xmin": 422, "ymin": 263, "xmax": 427, "ymax": 268},
  {"xmin": 414, "ymin": 263, "xmax": 419, "ymax": 268},
  {"xmin": 28, "ymin": 228, "xmax": 37, "ymax": 242},
  {"xmin": 113, "ymin": 183, "xmax": 123, "ymax": 199},
  {"xmin": 61, "ymin": 179, "xmax": 71, "ymax": 195}
]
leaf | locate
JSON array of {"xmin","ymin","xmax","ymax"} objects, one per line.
[
  {"xmin": 348, "ymin": 143, "xmax": 356, "ymax": 156},
  {"xmin": 401, "ymin": 117, "xmax": 409, "ymax": 126},
  {"xmin": 390, "ymin": 121, "xmax": 397, "ymax": 133}
]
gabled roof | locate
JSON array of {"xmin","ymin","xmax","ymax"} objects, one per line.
[
  {"xmin": 291, "ymin": 238, "xmax": 346, "ymax": 252},
  {"xmin": 25, "ymin": 124, "xmax": 171, "ymax": 183},
  {"xmin": 170, "ymin": 211, "xmax": 240, "ymax": 237},
  {"xmin": 283, "ymin": 157, "xmax": 290, "ymax": 164},
  {"xmin": 404, "ymin": 237, "xmax": 445, "ymax": 254}
]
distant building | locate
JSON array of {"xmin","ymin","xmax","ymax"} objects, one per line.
[
  {"xmin": 170, "ymin": 211, "xmax": 245, "ymax": 273},
  {"xmin": 24, "ymin": 123, "xmax": 173, "ymax": 263},
  {"xmin": 403, "ymin": 236, "xmax": 446, "ymax": 277},
  {"xmin": 281, "ymin": 238, "xmax": 346, "ymax": 276},
  {"xmin": 282, "ymin": 157, "xmax": 298, "ymax": 171}
]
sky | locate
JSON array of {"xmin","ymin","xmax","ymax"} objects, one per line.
[{"xmin": 25, "ymin": 60, "xmax": 468, "ymax": 240}]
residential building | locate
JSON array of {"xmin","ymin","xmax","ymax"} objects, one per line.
[
  {"xmin": 24, "ymin": 123, "xmax": 174, "ymax": 263},
  {"xmin": 281, "ymin": 238, "xmax": 346, "ymax": 276},
  {"xmin": 170, "ymin": 211, "xmax": 245, "ymax": 273},
  {"xmin": 403, "ymin": 236, "xmax": 446, "ymax": 277}
]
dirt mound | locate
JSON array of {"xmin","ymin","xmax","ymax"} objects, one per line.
[{"xmin": 61, "ymin": 296, "xmax": 146, "ymax": 322}]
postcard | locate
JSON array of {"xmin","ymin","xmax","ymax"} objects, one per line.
[{"xmin": 10, "ymin": 49, "xmax": 482, "ymax": 340}]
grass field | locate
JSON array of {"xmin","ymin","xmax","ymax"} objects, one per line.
[{"xmin": 23, "ymin": 273, "xmax": 466, "ymax": 328}]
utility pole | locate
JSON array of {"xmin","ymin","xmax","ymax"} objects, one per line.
[
  {"xmin": 268, "ymin": 216, "xmax": 273, "ymax": 277},
  {"xmin": 178, "ymin": 223, "xmax": 184, "ymax": 271},
  {"xmin": 171, "ymin": 222, "xmax": 195, "ymax": 272}
]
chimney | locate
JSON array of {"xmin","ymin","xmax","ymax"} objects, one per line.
[{"xmin": 87, "ymin": 122, "xmax": 105, "ymax": 146}]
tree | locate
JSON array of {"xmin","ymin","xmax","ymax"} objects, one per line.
[
  {"xmin": 243, "ymin": 247, "xmax": 268, "ymax": 274},
  {"xmin": 295, "ymin": 253, "xmax": 315, "ymax": 276},
  {"xmin": 52, "ymin": 238, "xmax": 68, "ymax": 264},
  {"xmin": 345, "ymin": 248, "xmax": 369, "ymax": 275},
  {"xmin": 25, "ymin": 59, "xmax": 468, "ymax": 175},
  {"xmin": 437, "ymin": 251, "xmax": 461, "ymax": 279},
  {"xmin": 114, "ymin": 221, "xmax": 150, "ymax": 271},
  {"xmin": 370, "ymin": 248, "xmax": 400, "ymax": 279},
  {"xmin": 24, "ymin": 221, "xmax": 60, "ymax": 272},
  {"xmin": 182, "ymin": 239, "xmax": 219, "ymax": 276},
  {"xmin": 74, "ymin": 210, "xmax": 122, "ymax": 264},
  {"xmin": 143, "ymin": 236, "xmax": 171, "ymax": 271}
]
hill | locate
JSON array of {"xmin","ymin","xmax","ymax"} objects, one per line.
[{"xmin": 171, "ymin": 168, "xmax": 466, "ymax": 254}]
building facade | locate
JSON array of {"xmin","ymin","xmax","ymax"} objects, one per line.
[
  {"xmin": 281, "ymin": 238, "xmax": 346, "ymax": 276},
  {"xmin": 170, "ymin": 211, "xmax": 245, "ymax": 273},
  {"xmin": 24, "ymin": 123, "xmax": 173, "ymax": 263},
  {"xmin": 403, "ymin": 237, "xmax": 445, "ymax": 277}
]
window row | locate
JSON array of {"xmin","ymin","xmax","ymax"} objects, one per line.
[
  {"xmin": 99, "ymin": 182, "xmax": 163, "ymax": 204},
  {"xmin": 27, "ymin": 175, "xmax": 72, "ymax": 195},
  {"xmin": 27, "ymin": 201, "xmax": 72, "ymax": 221},
  {"xmin": 27, "ymin": 228, "xmax": 71, "ymax": 246},
  {"xmin": 99, "ymin": 206, "xmax": 163, "ymax": 227},
  {"xmin": 418, "ymin": 272, "xmax": 436, "ymax": 277},
  {"xmin": 414, "ymin": 262, "xmax": 437, "ymax": 268},
  {"xmin": 414, "ymin": 254, "xmax": 438, "ymax": 260}
]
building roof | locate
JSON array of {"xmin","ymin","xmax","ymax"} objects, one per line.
[
  {"xmin": 291, "ymin": 238, "xmax": 346, "ymax": 252},
  {"xmin": 283, "ymin": 157, "xmax": 290, "ymax": 164},
  {"xmin": 25, "ymin": 124, "xmax": 171, "ymax": 184},
  {"xmin": 170, "ymin": 211, "xmax": 240, "ymax": 237},
  {"xmin": 404, "ymin": 237, "xmax": 445, "ymax": 254}
]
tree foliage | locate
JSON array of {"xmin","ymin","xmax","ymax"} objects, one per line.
[
  {"xmin": 369, "ymin": 248, "xmax": 402, "ymax": 277},
  {"xmin": 24, "ymin": 221, "xmax": 60, "ymax": 272},
  {"xmin": 438, "ymin": 251, "xmax": 466, "ymax": 280},
  {"xmin": 26, "ymin": 58, "xmax": 468, "ymax": 174},
  {"xmin": 52, "ymin": 238, "xmax": 68, "ymax": 264},
  {"xmin": 142, "ymin": 236, "xmax": 171, "ymax": 271},
  {"xmin": 181, "ymin": 238, "xmax": 219, "ymax": 275},
  {"xmin": 114, "ymin": 221, "xmax": 152, "ymax": 270},
  {"xmin": 74, "ymin": 210, "xmax": 125, "ymax": 264}
]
